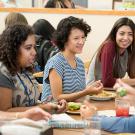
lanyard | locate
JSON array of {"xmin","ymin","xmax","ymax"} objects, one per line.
[{"xmin": 17, "ymin": 72, "xmax": 36, "ymax": 106}]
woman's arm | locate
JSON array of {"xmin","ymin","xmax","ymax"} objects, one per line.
[
  {"xmin": 0, "ymin": 107, "xmax": 52, "ymax": 121},
  {"xmin": 100, "ymin": 43, "xmax": 116, "ymax": 87},
  {"xmin": 100, "ymin": 116, "xmax": 135, "ymax": 133},
  {"xmin": 49, "ymin": 69, "xmax": 103, "ymax": 101},
  {"xmin": 0, "ymin": 87, "xmax": 65, "ymax": 113},
  {"xmin": 122, "ymin": 78, "xmax": 135, "ymax": 86}
]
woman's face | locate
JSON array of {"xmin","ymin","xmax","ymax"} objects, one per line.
[
  {"xmin": 116, "ymin": 25, "xmax": 133, "ymax": 52},
  {"xmin": 65, "ymin": 28, "xmax": 86, "ymax": 54},
  {"xmin": 18, "ymin": 34, "xmax": 36, "ymax": 68}
]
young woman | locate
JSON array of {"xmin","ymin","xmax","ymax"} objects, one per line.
[
  {"xmin": 41, "ymin": 16, "xmax": 103, "ymax": 102},
  {"xmin": 87, "ymin": 17, "xmax": 135, "ymax": 87},
  {"xmin": 0, "ymin": 24, "xmax": 66, "ymax": 112}
]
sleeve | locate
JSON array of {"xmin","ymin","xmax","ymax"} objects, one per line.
[
  {"xmin": 44, "ymin": 58, "xmax": 64, "ymax": 84},
  {"xmin": 0, "ymin": 72, "xmax": 15, "ymax": 90},
  {"xmin": 87, "ymin": 55, "xmax": 96, "ymax": 84},
  {"xmin": 100, "ymin": 43, "xmax": 116, "ymax": 87},
  {"xmin": 95, "ymin": 116, "xmax": 135, "ymax": 133}
]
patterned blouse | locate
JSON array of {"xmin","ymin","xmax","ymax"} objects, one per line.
[
  {"xmin": 41, "ymin": 53, "xmax": 86, "ymax": 102},
  {"xmin": 0, "ymin": 62, "xmax": 40, "ymax": 107}
]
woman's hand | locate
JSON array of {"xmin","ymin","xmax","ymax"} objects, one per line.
[
  {"xmin": 40, "ymin": 99, "xmax": 67, "ymax": 114},
  {"xmin": 80, "ymin": 100, "xmax": 97, "ymax": 119},
  {"xmin": 55, "ymin": 99, "xmax": 67, "ymax": 113},
  {"xmin": 114, "ymin": 79, "xmax": 135, "ymax": 94},
  {"xmin": 20, "ymin": 107, "xmax": 52, "ymax": 121},
  {"xmin": 114, "ymin": 79, "xmax": 135, "ymax": 105},
  {"xmin": 86, "ymin": 80, "xmax": 103, "ymax": 94}
]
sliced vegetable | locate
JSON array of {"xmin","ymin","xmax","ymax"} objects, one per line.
[{"xmin": 68, "ymin": 102, "xmax": 81, "ymax": 111}]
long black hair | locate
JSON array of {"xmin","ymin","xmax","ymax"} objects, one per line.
[{"xmin": 96, "ymin": 17, "xmax": 135, "ymax": 78}]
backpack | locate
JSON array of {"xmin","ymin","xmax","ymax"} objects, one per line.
[{"xmin": 36, "ymin": 36, "xmax": 59, "ymax": 71}]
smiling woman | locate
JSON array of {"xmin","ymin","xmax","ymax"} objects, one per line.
[
  {"xmin": 41, "ymin": 16, "xmax": 103, "ymax": 102},
  {"xmin": 87, "ymin": 17, "xmax": 135, "ymax": 87}
]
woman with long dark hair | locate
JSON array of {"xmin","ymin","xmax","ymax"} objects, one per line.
[{"xmin": 87, "ymin": 17, "xmax": 135, "ymax": 87}]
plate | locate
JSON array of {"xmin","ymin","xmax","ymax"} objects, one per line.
[
  {"xmin": 103, "ymin": 87, "xmax": 116, "ymax": 91},
  {"xmin": 89, "ymin": 91, "xmax": 116, "ymax": 101},
  {"xmin": 66, "ymin": 109, "xmax": 80, "ymax": 115},
  {"xmin": 66, "ymin": 102, "xmax": 81, "ymax": 115}
]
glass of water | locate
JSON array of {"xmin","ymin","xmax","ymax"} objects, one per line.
[{"xmin": 84, "ymin": 117, "xmax": 101, "ymax": 135}]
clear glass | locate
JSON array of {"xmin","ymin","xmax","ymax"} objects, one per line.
[
  {"xmin": 115, "ymin": 98, "xmax": 130, "ymax": 117},
  {"xmin": 84, "ymin": 117, "xmax": 101, "ymax": 135}
]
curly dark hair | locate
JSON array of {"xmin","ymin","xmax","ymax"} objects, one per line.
[
  {"xmin": 0, "ymin": 24, "xmax": 34, "ymax": 75},
  {"xmin": 53, "ymin": 16, "xmax": 91, "ymax": 51}
]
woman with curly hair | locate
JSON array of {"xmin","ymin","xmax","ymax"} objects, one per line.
[
  {"xmin": 0, "ymin": 24, "xmax": 67, "ymax": 113},
  {"xmin": 41, "ymin": 16, "xmax": 103, "ymax": 102}
]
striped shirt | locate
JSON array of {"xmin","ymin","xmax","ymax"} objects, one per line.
[{"xmin": 41, "ymin": 53, "xmax": 86, "ymax": 102}]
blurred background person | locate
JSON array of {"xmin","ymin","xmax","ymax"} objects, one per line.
[
  {"xmin": 44, "ymin": 0, "xmax": 75, "ymax": 8},
  {"xmin": 0, "ymin": 0, "xmax": 16, "ymax": 7},
  {"xmin": 5, "ymin": 12, "xmax": 28, "ymax": 28},
  {"xmin": 32, "ymin": 19, "xmax": 59, "ymax": 72}
]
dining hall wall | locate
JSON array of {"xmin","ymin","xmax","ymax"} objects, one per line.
[{"xmin": 0, "ymin": 9, "xmax": 135, "ymax": 62}]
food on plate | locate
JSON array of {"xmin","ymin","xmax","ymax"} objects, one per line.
[
  {"xmin": 90, "ymin": 90, "xmax": 116, "ymax": 98},
  {"xmin": 68, "ymin": 102, "xmax": 81, "ymax": 111},
  {"xmin": 117, "ymin": 87, "xmax": 127, "ymax": 97}
]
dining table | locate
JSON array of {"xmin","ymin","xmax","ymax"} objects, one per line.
[{"xmin": 53, "ymin": 97, "xmax": 116, "ymax": 135}]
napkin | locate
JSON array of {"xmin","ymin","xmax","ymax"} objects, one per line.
[
  {"xmin": 98, "ymin": 106, "xmax": 135, "ymax": 117},
  {"xmin": 51, "ymin": 113, "xmax": 75, "ymax": 121}
]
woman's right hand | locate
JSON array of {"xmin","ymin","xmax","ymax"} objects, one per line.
[
  {"xmin": 20, "ymin": 107, "xmax": 52, "ymax": 121},
  {"xmin": 114, "ymin": 79, "xmax": 135, "ymax": 94},
  {"xmin": 114, "ymin": 79, "xmax": 135, "ymax": 105},
  {"xmin": 80, "ymin": 100, "xmax": 97, "ymax": 119},
  {"xmin": 86, "ymin": 80, "xmax": 103, "ymax": 94}
]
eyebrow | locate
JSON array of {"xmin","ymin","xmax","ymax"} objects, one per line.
[
  {"xmin": 23, "ymin": 44, "xmax": 35, "ymax": 47},
  {"xmin": 119, "ymin": 31, "xmax": 133, "ymax": 33}
]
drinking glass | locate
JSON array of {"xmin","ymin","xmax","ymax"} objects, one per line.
[
  {"xmin": 115, "ymin": 98, "xmax": 130, "ymax": 117},
  {"xmin": 84, "ymin": 117, "xmax": 101, "ymax": 135}
]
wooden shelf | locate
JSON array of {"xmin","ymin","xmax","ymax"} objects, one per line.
[{"xmin": 0, "ymin": 7, "xmax": 135, "ymax": 16}]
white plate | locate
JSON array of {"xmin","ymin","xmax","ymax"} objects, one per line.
[
  {"xmin": 89, "ymin": 91, "xmax": 116, "ymax": 101},
  {"xmin": 66, "ymin": 110, "xmax": 80, "ymax": 115},
  {"xmin": 90, "ymin": 96, "xmax": 114, "ymax": 101},
  {"xmin": 103, "ymin": 87, "xmax": 116, "ymax": 91}
]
